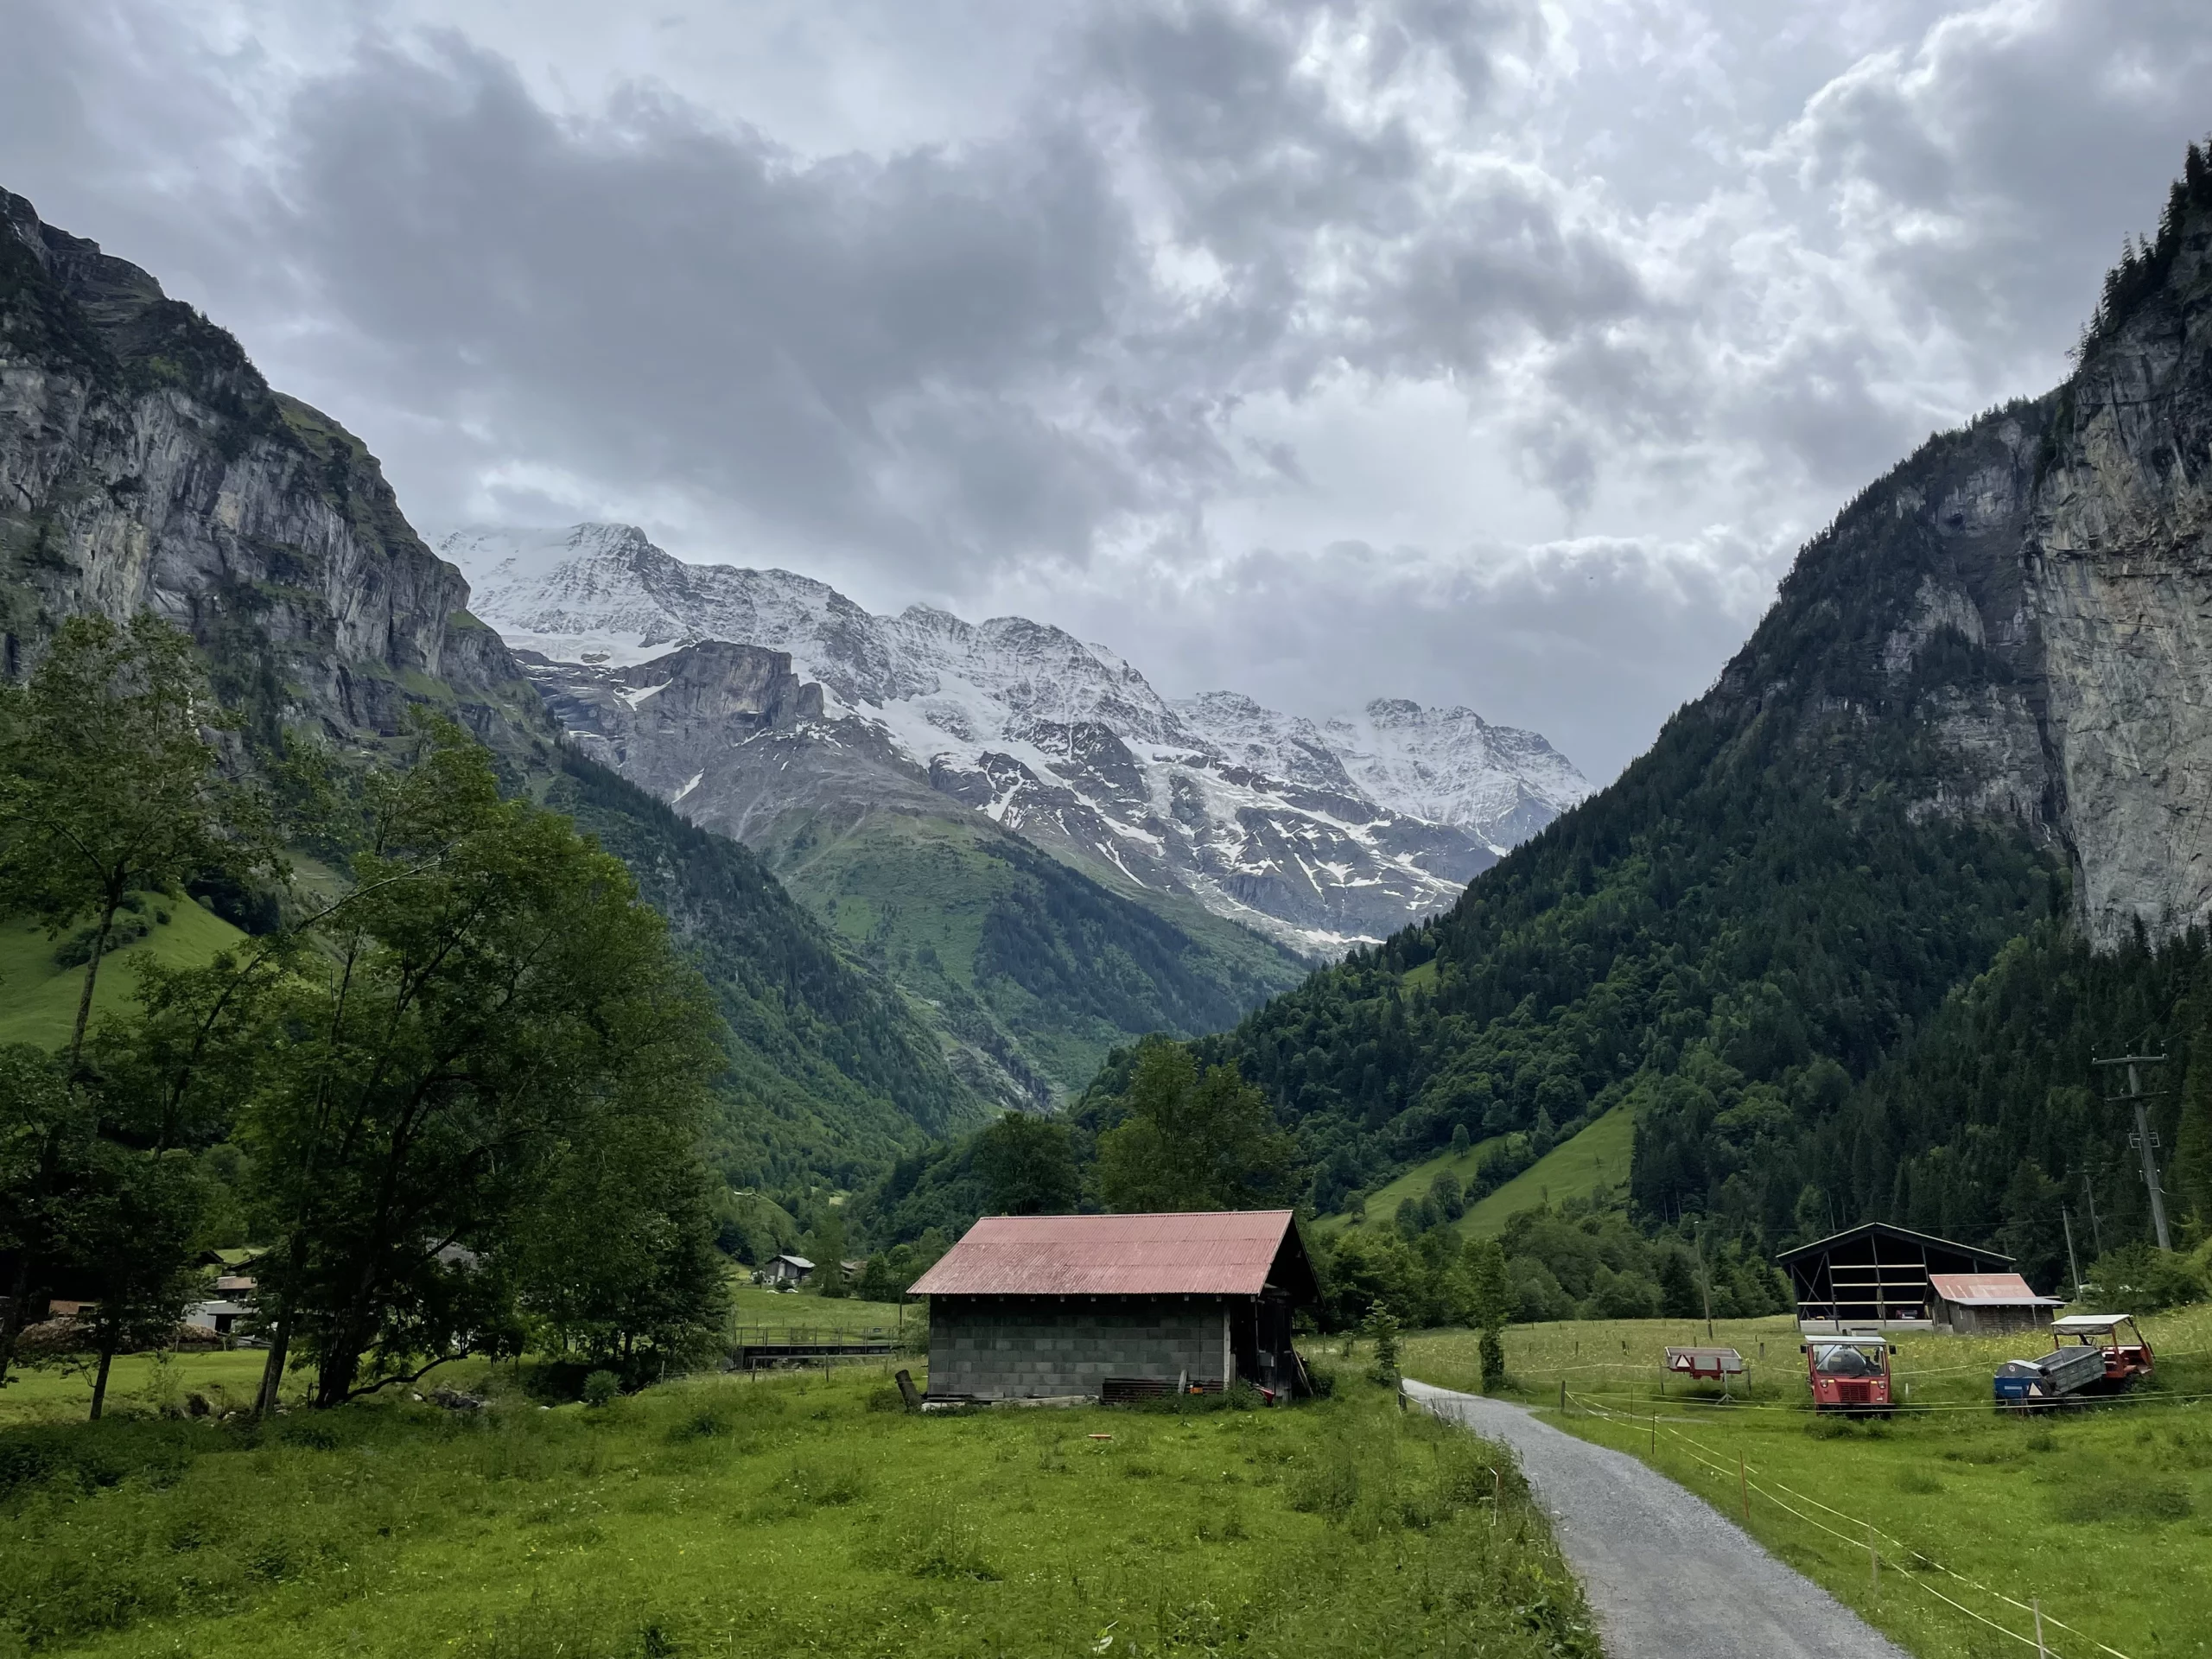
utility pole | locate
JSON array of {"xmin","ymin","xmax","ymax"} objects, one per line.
[
  {"xmin": 2082, "ymin": 1172, "xmax": 2105, "ymax": 1261},
  {"xmin": 1697, "ymin": 1224, "xmax": 1714, "ymax": 1339},
  {"xmin": 2061, "ymin": 1205, "xmax": 2082, "ymax": 1300},
  {"xmin": 2093, "ymin": 1054, "xmax": 2172, "ymax": 1250}
]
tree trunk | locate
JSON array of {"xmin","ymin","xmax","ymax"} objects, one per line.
[
  {"xmin": 0, "ymin": 1252, "xmax": 35, "ymax": 1389},
  {"xmin": 315, "ymin": 1339, "xmax": 361, "ymax": 1409},
  {"xmin": 67, "ymin": 893, "xmax": 122, "ymax": 1070},
  {"xmin": 89, "ymin": 1342, "xmax": 115, "ymax": 1421},
  {"xmin": 255, "ymin": 1306, "xmax": 292, "ymax": 1416}
]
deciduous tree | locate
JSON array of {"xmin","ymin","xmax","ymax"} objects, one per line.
[
  {"xmin": 0, "ymin": 614, "xmax": 272, "ymax": 1066},
  {"xmin": 1096, "ymin": 1040, "xmax": 1301, "ymax": 1213}
]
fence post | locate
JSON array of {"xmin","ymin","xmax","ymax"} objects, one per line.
[
  {"xmin": 2033, "ymin": 1599, "xmax": 2047, "ymax": 1659},
  {"xmin": 1559, "ymin": 1378, "xmax": 1566, "ymax": 1413},
  {"xmin": 1738, "ymin": 1452, "xmax": 1749, "ymax": 1521},
  {"xmin": 1867, "ymin": 1522, "xmax": 1878, "ymax": 1599}
]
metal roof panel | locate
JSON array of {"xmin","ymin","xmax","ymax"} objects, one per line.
[
  {"xmin": 1929, "ymin": 1273, "xmax": 2059, "ymax": 1306},
  {"xmin": 909, "ymin": 1211, "xmax": 1301, "ymax": 1297}
]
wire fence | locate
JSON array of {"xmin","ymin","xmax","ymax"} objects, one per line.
[{"xmin": 1560, "ymin": 1387, "xmax": 2136, "ymax": 1659}]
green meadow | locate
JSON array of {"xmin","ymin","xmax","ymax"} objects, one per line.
[
  {"xmin": 0, "ymin": 902, "xmax": 244, "ymax": 1049},
  {"xmin": 0, "ymin": 1365, "xmax": 1599, "ymax": 1659},
  {"xmin": 1403, "ymin": 1306, "xmax": 2212, "ymax": 1659},
  {"xmin": 1321, "ymin": 1108, "xmax": 1637, "ymax": 1242}
]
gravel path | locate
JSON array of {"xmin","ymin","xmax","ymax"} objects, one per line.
[{"xmin": 1403, "ymin": 1379, "xmax": 1910, "ymax": 1659}]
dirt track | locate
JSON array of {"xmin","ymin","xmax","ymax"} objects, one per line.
[{"xmin": 1403, "ymin": 1379, "xmax": 1910, "ymax": 1659}]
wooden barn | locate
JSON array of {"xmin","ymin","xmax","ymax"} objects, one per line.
[
  {"xmin": 1776, "ymin": 1222, "xmax": 2022, "ymax": 1333},
  {"xmin": 907, "ymin": 1211, "xmax": 1320, "ymax": 1402}
]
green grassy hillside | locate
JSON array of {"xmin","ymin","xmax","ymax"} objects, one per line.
[
  {"xmin": 0, "ymin": 899, "xmax": 245, "ymax": 1049},
  {"xmin": 1459, "ymin": 1107, "xmax": 1636, "ymax": 1235},
  {"xmin": 549, "ymin": 758, "xmax": 994, "ymax": 1192},
  {"xmin": 765, "ymin": 809, "xmax": 1308, "ymax": 1109},
  {"xmin": 1322, "ymin": 1107, "xmax": 1636, "ymax": 1240}
]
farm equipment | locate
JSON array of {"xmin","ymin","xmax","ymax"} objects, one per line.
[
  {"xmin": 1993, "ymin": 1313, "xmax": 2153, "ymax": 1408},
  {"xmin": 1802, "ymin": 1334, "xmax": 1894, "ymax": 1414},
  {"xmin": 1993, "ymin": 1344, "xmax": 2107, "ymax": 1408},
  {"xmin": 1665, "ymin": 1346, "xmax": 1746, "ymax": 1395}
]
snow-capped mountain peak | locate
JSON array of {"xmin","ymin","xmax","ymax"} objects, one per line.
[{"xmin": 441, "ymin": 524, "xmax": 1590, "ymax": 952}]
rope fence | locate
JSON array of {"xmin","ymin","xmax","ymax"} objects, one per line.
[{"xmin": 1563, "ymin": 1388, "xmax": 2135, "ymax": 1659}]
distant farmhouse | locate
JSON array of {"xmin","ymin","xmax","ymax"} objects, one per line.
[
  {"xmin": 1777, "ymin": 1222, "xmax": 2057, "ymax": 1335},
  {"xmin": 909, "ymin": 1210, "xmax": 1319, "ymax": 1402},
  {"xmin": 760, "ymin": 1252, "xmax": 813, "ymax": 1288}
]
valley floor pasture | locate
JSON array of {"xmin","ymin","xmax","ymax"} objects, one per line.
[
  {"xmin": 0, "ymin": 1365, "xmax": 1599, "ymax": 1659},
  {"xmin": 1404, "ymin": 1310, "xmax": 2212, "ymax": 1659}
]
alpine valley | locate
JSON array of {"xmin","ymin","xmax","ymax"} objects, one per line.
[{"xmin": 438, "ymin": 524, "xmax": 1588, "ymax": 1103}]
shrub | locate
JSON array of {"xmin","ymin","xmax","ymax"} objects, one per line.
[
  {"xmin": 2086, "ymin": 1244, "xmax": 2206, "ymax": 1313},
  {"xmin": 582, "ymin": 1370, "xmax": 620, "ymax": 1408}
]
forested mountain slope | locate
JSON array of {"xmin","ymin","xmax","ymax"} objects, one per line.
[
  {"xmin": 1175, "ymin": 151, "xmax": 2212, "ymax": 1269},
  {"xmin": 0, "ymin": 187, "xmax": 988, "ymax": 1195}
]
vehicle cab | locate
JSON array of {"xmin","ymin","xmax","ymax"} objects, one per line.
[
  {"xmin": 2049, "ymin": 1313, "xmax": 2153, "ymax": 1389},
  {"xmin": 1802, "ymin": 1333, "xmax": 1894, "ymax": 1414}
]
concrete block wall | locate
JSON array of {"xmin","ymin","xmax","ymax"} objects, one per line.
[{"xmin": 927, "ymin": 1295, "xmax": 1229, "ymax": 1400}]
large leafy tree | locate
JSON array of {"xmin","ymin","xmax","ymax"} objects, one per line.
[
  {"xmin": 56, "ymin": 1142, "xmax": 207, "ymax": 1418},
  {"xmin": 971, "ymin": 1111, "xmax": 1080, "ymax": 1216},
  {"xmin": 242, "ymin": 722, "xmax": 723, "ymax": 1409},
  {"xmin": 0, "ymin": 1045, "xmax": 86, "ymax": 1389},
  {"xmin": 1096, "ymin": 1039, "xmax": 1302, "ymax": 1213},
  {"xmin": 0, "ymin": 613, "xmax": 273, "ymax": 1065}
]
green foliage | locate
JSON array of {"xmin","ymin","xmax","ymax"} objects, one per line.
[
  {"xmin": 0, "ymin": 613, "xmax": 274, "ymax": 1064},
  {"xmin": 969, "ymin": 1110, "xmax": 1080, "ymax": 1215},
  {"xmin": 1360, "ymin": 1301, "xmax": 1402, "ymax": 1383},
  {"xmin": 234, "ymin": 724, "xmax": 727, "ymax": 1408},
  {"xmin": 548, "ymin": 757, "xmax": 989, "ymax": 1195},
  {"xmin": 1096, "ymin": 1039, "xmax": 1303, "ymax": 1213},
  {"xmin": 581, "ymin": 1370, "xmax": 620, "ymax": 1408},
  {"xmin": 2085, "ymin": 1243, "xmax": 2206, "ymax": 1313}
]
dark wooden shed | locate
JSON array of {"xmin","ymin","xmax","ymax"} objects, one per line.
[
  {"xmin": 908, "ymin": 1211, "xmax": 1320, "ymax": 1402},
  {"xmin": 1776, "ymin": 1222, "xmax": 2017, "ymax": 1332}
]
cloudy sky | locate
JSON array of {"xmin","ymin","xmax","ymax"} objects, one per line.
[{"xmin": 5, "ymin": 0, "xmax": 2209, "ymax": 779}]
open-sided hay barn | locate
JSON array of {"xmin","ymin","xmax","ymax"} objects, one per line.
[
  {"xmin": 1777, "ymin": 1221, "xmax": 2024, "ymax": 1332},
  {"xmin": 908, "ymin": 1211, "xmax": 1319, "ymax": 1402}
]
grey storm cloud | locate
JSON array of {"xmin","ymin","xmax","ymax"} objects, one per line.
[{"xmin": 5, "ymin": 0, "xmax": 2212, "ymax": 781}]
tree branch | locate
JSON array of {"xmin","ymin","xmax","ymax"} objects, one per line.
[{"xmin": 335, "ymin": 1348, "xmax": 472, "ymax": 1404}]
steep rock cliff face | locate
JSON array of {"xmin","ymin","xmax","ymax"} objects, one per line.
[
  {"xmin": 2026, "ymin": 219, "xmax": 2212, "ymax": 945},
  {"xmin": 0, "ymin": 188, "xmax": 990, "ymax": 1184},
  {"xmin": 1693, "ymin": 193, "xmax": 2212, "ymax": 949},
  {"xmin": 0, "ymin": 189, "xmax": 539, "ymax": 746}
]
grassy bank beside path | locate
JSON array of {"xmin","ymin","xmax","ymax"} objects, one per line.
[
  {"xmin": 0, "ymin": 1363, "xmax": 1599, "ymax": 1659},
  {"xmin": 1402, "ymin": 1310, "xmax": 2212, "ymax": 1659}
]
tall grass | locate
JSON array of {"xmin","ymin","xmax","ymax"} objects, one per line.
[{"xmin": 0, "ymin": 1363, "xmax": 1599, "ymax": 1658}]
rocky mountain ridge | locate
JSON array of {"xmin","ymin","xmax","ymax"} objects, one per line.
[
  {"xmin": 0, "ymin": 186, "xmax": 998, "ymax": 1185},
  {"xmin": 442, "ymin": 524, "xmax": 1591, "ymax": 951},
  {"xmin": 0, "ymin": 189, "xmax": 536, "ymax": 747}
]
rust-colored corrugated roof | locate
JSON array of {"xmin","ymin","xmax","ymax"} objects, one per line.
[
  {"xmin": 1929, "ymin": 1273, "xmax": 2059, "ymax": 1306},
  {"xmin": 909, "ymin": 1211, "xmax": 1301, "ymax": 1297}
]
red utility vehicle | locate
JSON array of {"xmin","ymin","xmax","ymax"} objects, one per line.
[
  {"xmin": 2049, "ymin": 1314, "xmax": 2154, "ymax": 1391},
  {"xmin": 1802, "ymin": 1334, "xmax": 1895, "ymax": 1414}
]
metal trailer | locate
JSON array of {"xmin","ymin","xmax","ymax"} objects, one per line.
[
  {"xmin": 1665, "ymin": 1346, "xmax": 1747, "ymax": 1395},
  {"xmin": 1993, "ymin": 1343, "xmax": 2107, "ymax": 1408},
  {"xmin": 1802, "ymin": 1333, "xmax": 1895, "ymax": 1414}
]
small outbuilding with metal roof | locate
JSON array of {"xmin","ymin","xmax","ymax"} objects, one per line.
[
  {"xmin": 908, "ymin": 1211, "xmax": 1320, "ymax": 1402},
  {"xmin": 1929, "ymin": 1273, "xmax": 2061, "ymax": 1337}
]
